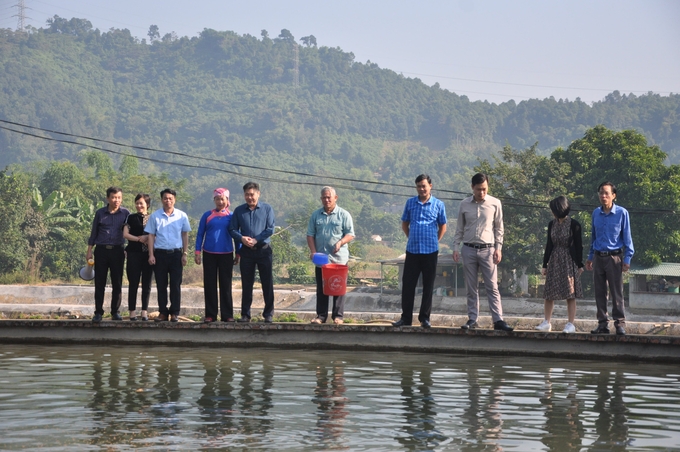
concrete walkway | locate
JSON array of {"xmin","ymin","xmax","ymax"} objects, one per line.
[
  {"xmin": 0, "ymin": 284, "xmax": 678, "ymax": 336},
  {"xmin": 0, "ymin": 319, "xmax": 678, "ymax": 364}
]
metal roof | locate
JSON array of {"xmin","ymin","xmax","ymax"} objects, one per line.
[{"xmin": 629, "ymin": 262, "xmax": 680, "ymax": 277}]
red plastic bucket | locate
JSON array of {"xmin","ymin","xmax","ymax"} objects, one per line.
[{"xmin": 321, "ymin": 264, "xmax": 349, "ymax": 296}]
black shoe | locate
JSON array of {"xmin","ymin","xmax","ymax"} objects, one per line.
[
  {"xmin": 421, "ymin": 320, "xmax": 431, "ymax": 329},
  {"xmin": 591, "ymin": 324, "xmax": 610, "ymax": 334},
  {"xmin": 392, "ymin": 319, "xmax": 411, "ymax": 327},
  {"xmin": 92, "ymin": 314, "xmax": 102, "ymax": 323},
  {"xmin": 615, "ymin": 325, "xmax": 626, "ymax": 336},
  {"xmin": 238, "ymin": 317, "xmax": 250, "ymax": 323},
  {"xmin": 129, "ymin": 316, "xmax": 137, "ymax": 321},
  {"xmin": 264, "ymin": 317, "xmax": 273, "ymax": 324},
  {"xmin": 111, "ymin": 313, "xmax": 123, "ymax": 321},
  {"xmin": 461, "ymin": 319, "xmax": 478, "ymax": 330},
  {"xmin": 494, "ymin": 320, "xmax": 514, "ymax": 332}
]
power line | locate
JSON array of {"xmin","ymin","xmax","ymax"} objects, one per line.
[
  {"xmin": 0, "ymin": 119, "xmax": 676, "ymax": 216},
  {"xmin": 397, "ymin": 70, "xmax": 678, "ymax": 96}
]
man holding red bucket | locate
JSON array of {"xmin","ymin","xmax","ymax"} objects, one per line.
[{"xmin": 307, "ymin": 186, "xmax": 355, "ymax": 325}]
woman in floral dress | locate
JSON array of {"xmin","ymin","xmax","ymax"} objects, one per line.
[{"xmin": 536, "ymin": 196, "xmax": 584, "ymax": 333}]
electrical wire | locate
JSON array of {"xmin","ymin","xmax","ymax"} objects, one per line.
[{"xmin": 0, "ymin": 119, "xmax": 676, "ymax": 215}]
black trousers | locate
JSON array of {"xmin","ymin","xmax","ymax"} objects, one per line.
[
  {"xmin": 593, "ymin": 253, "xmax": 626, "ymax": 326},
  {"xmin": 239, "ymin": 245, "xmax": 274, "ymax": 319},
  {"xmin": 154, "ymin": 250, "xmax": 183, "ymax": 316},
  {"xmin": 400, "ymin": 251, "xmax": 439, "ymax": 324},
  {"xmin": 126, "ymin": 251, "xmax": 153, "ymax": 311},
  {"xmin": 315, "ymin": 266, "xmax": 345, "ymax": 322},
  {"xmin": 203, "ymin": 251, "xmax": 234, "ymax": 321},
  {"xmin": 93, "ymin": 245, "xmax": 125, "ymax": 316}
]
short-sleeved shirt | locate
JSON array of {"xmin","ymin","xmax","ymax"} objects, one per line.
[
  {"xmin": 144, "ymin": 208, "xmax": 191, "ymax": 250},
  {"xmin": 87, "ymin": 206, "xmax": 130, "ymax": 246},
  {"xmin": 307, "ymin": 206, "xmax": 355, "ymax": 264},
  {"xmin": 401, "ymin": 195, "xmax": 447, "ymax": 254}
]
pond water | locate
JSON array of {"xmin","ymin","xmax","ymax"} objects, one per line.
[{"xmin": 0, "ymin": 344, "xmax": 678, "ymax": 450}]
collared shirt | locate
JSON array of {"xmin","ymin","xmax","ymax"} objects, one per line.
[
  {"xmin": 229, "ymin": 202, "xmax": 275, "ymax": 246},
  {"xmin": 195, "ymin": 209, "xmax": 238, "ymax": 254},
  {"xmin": 587, "ymin": 203, "xmax": 634, "ymax": 264},
  {"xmin": 87, "ymin": 206, "xmax": 130, "ymax": 246},
  {"xmin": 144, "ymin": 208, "xmax": 191, "ymax": 250},
  {"xmin": 307, "ymin": 205, "xmax": 355, "ymax": 264},
  {"xmin": 452, "ymin": 194, "xmax": 504, "ymax": 250},
  {"xmin": 401, "ymin": 195, "xmax": 447, "ymax": 254}
]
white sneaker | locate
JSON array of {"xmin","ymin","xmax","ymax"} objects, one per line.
[
  {"xmin": 535, "ymin": 320, "xmax": 551, "ymax": 331},
  {"xmin": 563, "ymin": 322, "xmax": 576, "ymax": 334}
]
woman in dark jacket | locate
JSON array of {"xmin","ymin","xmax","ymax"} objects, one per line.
[
  {"xmin": 123, "ymin": 193, "xmax": 153, "ymax": 321},
  {"xmin": 536, "ymin": 196, "xmax": 584, "ymax": 333}
]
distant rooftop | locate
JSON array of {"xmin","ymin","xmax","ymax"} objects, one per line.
[{"xmin": 630, "ymin": 262, "xmax": 680, "ymax": 277}]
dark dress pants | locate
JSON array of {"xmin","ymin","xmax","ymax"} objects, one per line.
[
  {"xmin": 593, "ymin": 253, "xmax": 626, "ymax": 326},
  {"xmin": 400, "ymin": 251, "xmax": 438, "ymax": 324},
  {"xmin": 203, "ymin": 251, "xmax": 234, "ymax": 321},
  {"xmin": 315, "ymin": 266, "xmax": 345, "ymax": 322},
  {"xmin": 239, "ymin": 245, "xmax": 274, "ymax": 320},
  {"xmin": 93, "ymin": 246, "xmax": 124, "ymax": 316},
  {"xmin": 154, "ymin": 250, "xmax": 183, "ymax": 316},
  {"xmin": 126, "ymin": 251, "xmax": 153, "ymax": 311}
]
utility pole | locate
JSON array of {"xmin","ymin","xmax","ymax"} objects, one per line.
[
  {"xmin": 13, "ymin": 0, "xmax": 29, "ymax": 32},
  {"xmin": 293, "ymin": 42, "xmax": 299, "ymax": 89}
]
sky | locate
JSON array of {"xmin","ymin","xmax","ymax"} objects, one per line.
[{"xmin": 1, "ymin": 0, "xmax": 678, "ymax": 105}]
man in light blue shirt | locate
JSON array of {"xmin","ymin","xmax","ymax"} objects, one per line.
[
  {"xmin": 393, "ymin": 174, "xmax": 447, "ymax": 329},
  {"xmin": 585, "ymin": 181, "xmax": 634, "ymax": 336},
  {"xmin": 146, "ymin": 188, "xmax": 191, "ymax": 322},
  {"xmin": 307, "ymin": 186, "xmax": 355, "ymax": 324}
]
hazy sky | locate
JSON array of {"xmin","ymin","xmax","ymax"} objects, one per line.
[{"xmin": 2, "ymin": 0, "xmax": 678, "ymax": 104}]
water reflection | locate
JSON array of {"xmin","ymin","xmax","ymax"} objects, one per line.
[
  {"xmin": 592, "ymin": 371, "xmax": 629, "ymax": 450},
  {"xmin": 539, "ymin": 369, "xmax": 584, "ymax": 451},
  {"xmin": 313, "ymin": 362, "xmax": 349, "ymax": 448},
  {"xmin": 0, "ymin": 345, "xmax": 678, "ymax": 450}
]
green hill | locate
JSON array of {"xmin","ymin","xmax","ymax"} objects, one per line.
[{"xmin": 1, "ymin": 17, "xmax": 679, "ymax": 221}]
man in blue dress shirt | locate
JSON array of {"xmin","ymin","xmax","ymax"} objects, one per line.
[
  {"xmin": 229, "ymin": 182, "xmax": 276, "ymax": 323},
  {"xmin": 393, "ymin": 174, "xmax": 447, "ymax": 329},
  {"xmin": 145, "ymin": 188, "xmax": 191, "ymax": 322},
  {"xmin": 585, "ymin": 181, "xmax": 634, "ymax": 336}
]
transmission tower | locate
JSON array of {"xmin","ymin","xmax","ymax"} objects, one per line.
[
  {"xmin": 13, "ymin": 0, "xmax": 28, "ymax": 31},
  {"xmin": 293, "ymin": 42, "xmax": 299, "ymax": 89}
]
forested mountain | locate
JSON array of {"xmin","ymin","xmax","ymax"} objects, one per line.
[{"xmin": 1, "ymin": 17, "xmax": 679, "ymax": 223}]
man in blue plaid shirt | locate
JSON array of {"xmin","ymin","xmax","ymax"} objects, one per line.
[{"xmin": 393, "ymin": 174, "xmax": 447, "ymax": 329}]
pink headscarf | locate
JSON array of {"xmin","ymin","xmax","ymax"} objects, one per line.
[{"xmin": 213, "ymin": 188, "xmax": 230, "ymax": 212}]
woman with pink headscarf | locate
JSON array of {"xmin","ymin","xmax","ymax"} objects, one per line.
[{"xmin": 195, "ymin": 188, "xmax": 240, "ymax": 322}]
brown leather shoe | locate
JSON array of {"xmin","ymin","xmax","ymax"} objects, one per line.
[
  {"xmin": 155, "ymin": 314, "xmax": 168, "ymax": 322},
  {"xmin": 170, "ymin": 314, "xmax": 178, "ymax": 323}
]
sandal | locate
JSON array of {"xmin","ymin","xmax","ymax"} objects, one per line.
[
  {"xmin": 333, "ymin": 318, "xmax": 343, "ymax": 325},
  {"xmin": 310, "ymin": 317, "xmax": 323, "ymax": 324}
]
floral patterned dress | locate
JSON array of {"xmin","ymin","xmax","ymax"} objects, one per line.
[{"xmin": 544, "ymin": 217, "xmax": 582, "ymax": 300}]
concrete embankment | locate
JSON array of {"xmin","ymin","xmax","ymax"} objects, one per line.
[
  {"xmin": 1, "ymin": 284, "xmax": 679, "ymax": 362},
  {"xmin": 0, "ymin": 320, "xmax": 678, "ymax": 364}
]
